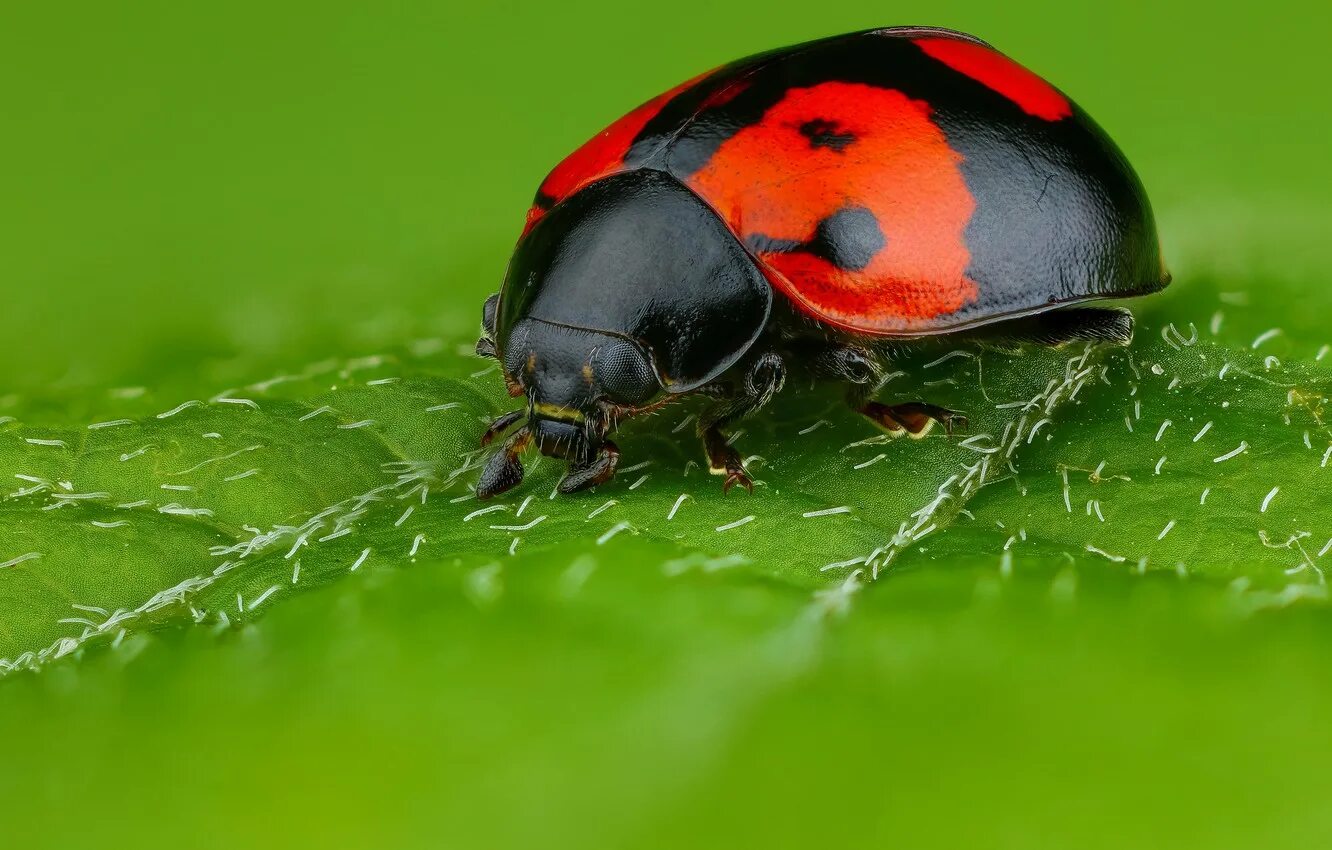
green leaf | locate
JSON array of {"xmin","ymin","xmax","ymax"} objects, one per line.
[
  {"xmin": 0, "ymin": 339, "xmax": 1096, "ymax": 666},
  {"xmin": 5, "ymin": 3, "xmax": 1332, "ymax": 846},
  {"xmin": 4, "ymin": 303, "xmax": 1330, "ymax": 671}
]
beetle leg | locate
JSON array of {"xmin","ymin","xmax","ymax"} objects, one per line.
[
  {"xmin": 701, "ymin": 425, "xmax": 753, "ymax": 493},
  {"xmin": 696, "ymin": 352, "xmax": 785, "ymax": 494},
  {"xmin": 808, "ymin": 344, "xmax": 965, "ymax": 438},
  {"xmin": 965, "ymin": 306, "xmax": 1134, "ymax": 349},
  {"xmin": 858, "ymin": 401, "xmax": 967, "ymax": 439},
  {"xmin": 557, "ymin": 440, "xmax": 620, "ymax": 494},
  {"xmin": 480, "ymin": 409, "xmax": 525, "ymax": 447},
  {"xmin": 476, "ymin": 426, "xmax": 531, "ymax": 500},
  {"xmin": 808, "ymin": 344, "xmax": 885, "ymax": 390}
]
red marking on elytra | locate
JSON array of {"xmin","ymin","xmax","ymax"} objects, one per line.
[
  {"xmin": 521, "ymin": 204, "xmax": 545, "ymax": 238},
  {"xmin": 698, "ymin": 77, "xmax": 751, "ymax": 110},
  {"xmin": 913, "ymin": 37, "xmax": 1071, "ymax": 122},
  {"xmin": 686, "ymin": 82, "xmax": 978, "ymax": 332},
  {"xmin": 536, "ymin": 72, "xmax": 710, "ymax": 208}
]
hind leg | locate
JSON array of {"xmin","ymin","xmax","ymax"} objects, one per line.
[
  {"xmin": 858, "ymin": 400, "xmax": 966, "ymax": 438},
  {"xmin": 808, "ymin": 344, "xmax": 966, "ymax": 437}
]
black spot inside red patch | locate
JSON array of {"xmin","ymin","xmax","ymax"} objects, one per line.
[
  {"xmin": 808, "ymin": 207, "xmax": 885, "ymax": 270},
  {"xmin": 747, "ymin": 206, "xmax": 886, "ymax": 272},
  {"xmin": 798, "ymin": 118, "xmax": 857, "ymax": 151}
]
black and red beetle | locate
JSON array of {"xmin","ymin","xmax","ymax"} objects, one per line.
[{"xmin": 474, "ymin": 26, "xmax": 1168, "ymax": 498}]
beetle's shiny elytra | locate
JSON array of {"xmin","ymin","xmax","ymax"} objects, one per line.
[{"xmin": 473, "ymin": 26, "xmax": 1169, "ymax": 499}]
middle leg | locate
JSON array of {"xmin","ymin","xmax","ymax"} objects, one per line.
[{"xmin": 697, "ymin": 352, "xmax": 786, "ymax": 493}]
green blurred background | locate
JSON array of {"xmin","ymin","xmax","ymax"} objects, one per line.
[{"xmin": 4, "ymin": 1, "xmax": 1332, "ymax": 847}]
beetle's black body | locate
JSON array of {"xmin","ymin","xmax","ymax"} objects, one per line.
[
  {"xmin": 473, "ymin": 28, "xmax": 1169, "ymax": 498},
  {"xmin": 499, "ymin": 171, "xmax": 773, "ymax": 396}
]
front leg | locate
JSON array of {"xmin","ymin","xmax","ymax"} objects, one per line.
[
  {"xmin": 697, "ymin": 352, "xmax": 785, "ymax": 493},
  {"xmin": 479, "ymin": 408, "xmax": 524, "ymax": 446},
  {"xmin": 558, "ymin": 440, "xmax": 621, "ymax": 494}
]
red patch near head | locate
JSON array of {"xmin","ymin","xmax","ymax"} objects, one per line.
[
  {"xmin": 686, "ymin": 82, "xmax": 978, "ymax": 332},
  {"xmin": 914, "ymin": 37, "xmax": 1071, "ymax": 122},
  {"xmin": 699, "ymin": 77, "xmax": 751, "ymax": 110},
  {"xmin": 520, "ymin": 204, "xmax": 545, "ymax": 238},
  {"xmin": 537, "ymin": 71, "xmax": 711, "ymax": 206}
]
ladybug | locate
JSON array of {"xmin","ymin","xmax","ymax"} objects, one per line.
[{"xmin": 474, "ymin": 26, "xmax": 1168, "ymax": 499}]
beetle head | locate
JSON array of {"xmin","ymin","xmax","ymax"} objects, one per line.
[
  {"xmin": 475, "ymin": 170, "xmax": 774, "ymax": 499},
  {"xmin": 475, "ymin": 318, "xmax": 662, "ymax": 499}
]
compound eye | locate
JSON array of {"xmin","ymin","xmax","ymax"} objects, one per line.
[{"xmin": 593, "ymin": 341, "xmax": 659, "ymax": 406}]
